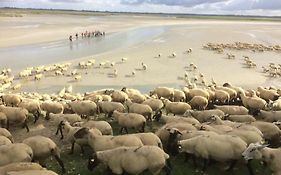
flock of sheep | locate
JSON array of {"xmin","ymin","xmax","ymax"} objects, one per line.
[{"xmin": 0, "ymin": 83, "xmax": 281, "ymax": 175}]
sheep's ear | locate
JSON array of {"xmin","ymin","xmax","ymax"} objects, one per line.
[{"xmin": 257, "ymin": 143, "xmax": 269, "ymax": 150}]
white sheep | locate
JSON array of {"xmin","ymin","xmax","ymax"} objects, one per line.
[
  {"xmin": 210, "ymin": 86, "xmax": 230, "ymax": 104},
  {"xmin": 0, "ymin": 143, "xmax": 33, "ymax": 166},
  {"xmin": 178, "ymin": 134, "xmax": 247, "ymax": 172},
  {"xmin": 0, "ymin": 162, "xmax": 43, "ymax": 175},
  {"xmin": 49, "ymin": 113, "xmax": 82, "ymax": 125},
  {"xmin": 22, "ymin": 136, "xmax": 65, "ymax": 173},
  {"xmin": 240, "ymin": 92, "xmax": 267, "ymax": 113},
  {"xmin": 0, "ymin": 105, "xmax": 29, "ymax": 132},
  {"xmin": 112, "ymin": 110, "xmax": 146, "ymax": 133},
  {"xmin": 18, "ymin": 98, "xmax": 41, "ymax": 123},
  {"xmin": 111, "ymin": 90, "xmax": 128, "ymax": 103},
  {"xmin": 172, "ymin": 89, "xmax": 186, "ymax": 102},
  {"xmin": 0, "ymin": 136, "xmax": 12, "ymax": 146},
  {"xmin": 0, "ymin": 112, "xmax": 7, "ymax": 127},
  {"xmin": 184, "ymin": 109, "xmax": 224, "ymax": 123},
  {"xmin": 130, "ymin": 133, "xmax": 163, "ymax": 149},
  {"xmin": 40, "ymin": 101, "xmax": 64, "ymax": 119},
  {"xmin": 242, "ymin": 143, "xmax": 281, "ymax": 175},
  {"xmin": 163, "ymin": 99, "xmax": 191, "ymax": 116},
  {"xmin": 216, "ymin": 86, "xmax": 237, "ymax": 102},
  {"xmin": 268, "ymin": 98, "xmax": 281, "ymax": 111},
  {"xmin": 153, "ymin": 110, "xmax": 200, "ymax": 125},
  {"xmin": 126, "ymin": 99, "xmax": 153, "ymax": 121},
  {"xmin": 214, "ymin": 105, "xmax": 249, "ymax": 115},
  {"xmin": 1, "ymin": 94, "xmax": 22, "ymax": 107},
  {"xmin": 188, "ymin": 96, "xmax": 208, "ymax": 110},
  {"xmin": 73, "ymin": 120, "xmax": 113, "ymax": 135},
  {"xmin": 225, "ymin": 129, "xmax": 264, "ymax": 145},
  {"xmin": 34, "ymin": 74, "xmax": 43, "ymax": 81},
  {"xmin": 224, "ymin": 114, "xmax": 256, "ymax": 123},
  {"xmin": 257, "ymin": 86, "xmax": 279, "ymax": 101},
  {"xmin": 184, "ymin": 87, "xmax": 209, "ymax": 101},
  {"xmin": 121, "ymin": 87, "xmax": 146, "ymax": 103},
  {"xmin": 258, "ymin": 110, "xmax": 281, "ymax": 122},
  {"xmin": 97, "ymin": 101, "xmax": 125, "ymax": 117},
  {"xmin": 68, "ymin": 100, "xmax": 98, "ymax": 118},
  {"xmin": 0, "ymin": 128, "xmax": 13, "ymax": 143},
  {"xmin": 74, "ymin": 75, "xmax": 82, "ymax": 81},
  {"xmin": 88, "ymin": 146, "xmax": 170, "ymax": 175},
  {"xmin": 151, "ymin": 87, "xmax": 174, "ymax": 101},
  {"xmin": 142, "ymin": 98, "xmax": 164, "ymax": 112}
]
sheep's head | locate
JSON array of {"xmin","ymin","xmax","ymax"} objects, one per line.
[
  {"xmin": 153, "ymin": 110, "xmax": 162, "ymax": 122},
  {"xmin": 242, "ymin": 143, "xmax": 269, "ymax": 162},
  {"xmin": 88, "ymin": 153, "xmax": 100, "ymax": 171}
]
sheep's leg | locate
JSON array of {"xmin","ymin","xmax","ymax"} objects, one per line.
[
  {"xmin": 80, "ymin": 145, "xmax": 85, "ymax": 154},
  {"xmin": 184, "ymin": 153, "xmax": 190, "ymax": 162},
  {"xmin": 69, "ymin": 141, "xmax": 75, "ymax": 154},
  {"xmin": 119, "ymin": 127, "xmax": 124, "ymax": 134},
  {"xmin": 124, "ymin": 127, "xmax": 128, "ymax": 134},
  {"xmin": 23, "ymin": 119, "xmax": 29, "ymax": 132},
  {"xmin": 226, "ymin": 160, "xmax": 237, "ymax": 171},
  {"xmin": 45, "ymin": 112, "xmax": 50, "ymax": 120},
  {"xmin": 202, "ymin": 159, "xmax": 209, "ymax": 172},
  {"xmin": 246, "ymin": 160, "xmax": 255, "ymax": 175},
  {"xmin": 53, "ymin": 154, "xmax": 66, "ymax": 173},
  {"xmin": 140, "ymin": 122, "xmax": 145, "ymax": 133},
  {"xmin": 191, "ymin": 155, "xmax": 197, "ymax": 167},
  {"xmin": 59, "ymin": 127, "xmax": 64, "ymax": 140},
  {"xmin": 6, "ymin": 120, "xmax": 9, "ymax": 130}
]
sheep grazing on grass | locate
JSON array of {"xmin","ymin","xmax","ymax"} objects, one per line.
[
  {"xmin": 88, "ymin": 146, "xmax": 171, "ymax": 175},
  {"xmin": 112, "ymin": 110, "xmax": 146, "ymax": 134},
  {"xmin": 0, "ymin": 143, "xmax": 33, "ymax": 166},
  {"xmin": 242, "ymin": 143, "xmax": 281, "ymax": 175},
  {"xmin": 22, "ymin": 136, "xmax": 65, "ymax": 173}
]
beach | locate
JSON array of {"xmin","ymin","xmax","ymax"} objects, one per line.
[{"xmin": 1, "ymin": 10, "xmax": 281, "ymax": 93}]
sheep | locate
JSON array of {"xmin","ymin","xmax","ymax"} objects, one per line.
[
  {"xmin": 151, "ymin": 87, "xmax": 174, "ymax": 101},
  {"xmin": 268, "ymin": 98, "xmax": 281, "ymax": 111},
  {"xmin": 188, "ymin": 96, "xmax": 208, "ymax": 110},
  {"xmin": 0, "ymin": 136, "xmax": 12, "ymax": 146},
  {"xmin": 121, "ymin": 87, "xmax": 146, "ymax": 103},
  {"xmin": 214, "ymin": 105, "xmax": 249, "ymax": 115},
  {"xmin": 185, "ymin": 87, "xmax": 209, "ymax": 101},
  {"xmin": 40, "ymin": 101, "xmax": 63, "ymax": 119},
  {"xmin": 49, "ymin": 113, "xmax": 82, "ymax": 125},
  {"xmin": 112, "ymin": 110, "xmax": 146, "ymax": 134},
  {"xmin": 0, "ymin": 143, "xmax": 33, "ymax": 166},
  {"xmin": 97, "ymin": 101, "xmax": 125, "ymax": 117},
  {"xmin": 172, "ymin": 89, "xmax": 186, "ymax": 102},
  {"xmin": 6, "ymin": 170, "xmax": 58, "ymax": 175},
  {"xmin": 111, "ymin": 90, "xmax": 128, "ymax": 103},
  {"xmin": 121, "ymin": 57, "xmax": 128, "ymax": 62},
  {"xmin": 73, "ymin": 120, "xmax": 113, "ymax": 135},
  {"xmin": 225, "ymin": 129, "xmax": 264, "ymax": 145},
  {"xmin": 210, "ymin": 86, "xmax": 230, "ymax": 104},
  {"xmin": 184, "ymin": 109, "xmax": 224, "ymax": 123},
  {"xmin": 163, "ymin": 99, "xmax": 191, "ymax": 116},
  {"xmin": 34, "ymin": 74, "xmax": 43, "ymax": 81},
  {"xmin": 1, "ymin": 94, "xmax": 22, "ymax": 107},
  {"xmin": 224, "ymin": 114, "xmax": 256, "ymax": 123},
  {"xmin": 0, "ymin": 162, "xmax": 43, "ymax": 175},
  {"xmin": 178, "ymin": 134, "xmax": 248, "ymax": 172},
  {"xmin": 74, "ymin": 75, "xmax": 81, "ymax": 81},
  {"xmin": 0, "ymin": 112, "xmax": 7, "ymax": 127},
  {"xmin": 88, "ymin": 146, "xmax": 171, "ymax": 175},
  {"xmin": 0, "ymin": 128, "xmax": 13, "ymax": 143},
  {"xmin": 257, "ymin": 86, "xmax": 279, "ymax": 101},
  {"xmin": 240, "ymin": 92, "xmax": 267, "ymax": 114},
  {"xmin": 242, "ymin": 143, "xmax": 281, "ymax": 175},
  {"xmin": 126, "ymin": 99, "xmax": 153, "ymax": 121},
  {"xmin": 0, "ymin": 105, "xmax": 29, "ymax": 132},
  {"xmin": 22, "ymin": 136, "xmax": 65, "ymax": 173},
  {"xmin": 141, "ymin": 62, "xmax": 147, "ymax": 70},
  {"xmin": 131, "ymin": 133, "xmax": 163, "ymax": 149},
  {"xmin": 250, "ymin": 121, "xmax": 281, "ymax": 146},
  {"xmin": 142, "ymin": 98, "xmax": 164, "ymax": 112},
  {"xmin": 18, "ymin": 98, "xmax": 41, "ymax": 123},
  {"xmin": 258, "ymin": 110, "xmax": 281, "ymax": 122},
  {"xmin": 216, "ymin": 86, "xmax": 237, "ymax": 102},
  {"xmin": 68, "ymin": 100, "xmax": 98, "ymax": 118},
  {"xmin": 153, "ymin": 110, "xmax": 200, "ymax": 125}
]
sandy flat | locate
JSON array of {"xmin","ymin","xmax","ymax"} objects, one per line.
[{"xmin": 1, "ymin": 12, "xmax": 281, "ymax": 93}]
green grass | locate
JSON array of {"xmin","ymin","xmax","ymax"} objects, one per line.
[{"xmin": 44, "ymin": 116, "xmax": 272, "ymax": 175}]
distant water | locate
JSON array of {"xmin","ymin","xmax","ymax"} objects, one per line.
[{"xmin": 0, "ymin": 26, "xmax": 167, "ymax": 71}]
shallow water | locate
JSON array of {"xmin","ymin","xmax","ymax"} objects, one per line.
[{"xmin": 0, "ymin": 26, "xmax": 166, "ymax": 71}]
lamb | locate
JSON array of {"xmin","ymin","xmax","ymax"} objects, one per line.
[
  {"xmin": 22, "ymin": 136, "xmax": 65, "ymax": 173},
  {"xmin": 214, "ymin": 105, "xmax": 249, "ymax": 115},
  {"xmin": 0, "ymin": 105, "xmax": 29, "ymax": 132},
  {"xmin": 109, "ymin": 90, "xmax": 128, "ymax": 103},
  {"xmin": 258, "ymin": 110, "xmax": 281, "ymax": 122},
  {"xmin": 112, "ymin": 110, "xmax": 146, "ymax": 133},
  {"xmin": 88, "ymin": 146, "xmax": 171, "ymax": 175},
  {"xmin": 151, "ymin": 87, "xmax": 174, "ymax": 101},
  {"xmin": 153, "ymin": 110, "xmax": 200, "ymax": 125},
  {"xmin": 142, "ymin": 98, "xmax": 164, "ymax": 112},
  {"xmin": 73, "ymin": 120, "xmax": 113, "ymax": 135},
  {"xmin": 184, "ymin": 109, "xmax": 224, "ymax": 123},
  {"xmin": 242, "ymin": 143, "xmax": 281, "ymax": 175},
  {"xmin": 0, "ymin": 128, "xmax": 14, "ymax": 143},
  {"xmin": 0, "ymin": 136, "xmax": 12, "ymax": 146},
  {"xmin": 257, "ymin": 86, "xmax": 279, "ymax": 101},
  {"xmin": 40, "ymin": 101, "xmax": 63, "ymax": 119},
  {"xmin": 0, "ymin": 143, "xmax": 33, "ymax": 166},
  {"xmin": 1, "ymin": 94, "xmax": 22, "ymax": 107},
  {"xmin": 97, "ymin": 101, "xmax": 125, "ymax": 117},
  {"xmin": 18, "ymin": 98, "xmax": 41, "ymax": 123},
  {"xmin": 126, "ymin": 99, "xmax": 153, "ymax": 121},
  {"xmin": 67, "ymin": 100, "xmax": 98, "ymax": 118},
  {"xmin": 188, "ymin": 96, "xmax": 208, "ymax": 110},
  {"xmin": 0, "ymin": 162, "xmax": 43, "ymax": 175},
  {"xmin": 178, "ymin": 134, "xmax": 248, "ymax": 172},
  {"xmin": 224, "ymin": 114, "xmax": 256, "ymax": 123},
  {"xmin": 163, "ymin": 99, "xmax": 191, "ymax": 116}
]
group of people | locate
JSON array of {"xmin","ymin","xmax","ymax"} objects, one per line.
[{"xmin": 69, "ymin": 30, "xmax": 105, "ymax": 41}]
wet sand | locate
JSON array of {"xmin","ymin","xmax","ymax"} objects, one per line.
[{"xmin": 1, "ymin": 12, "xmax": 281, "ymax": 93}]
